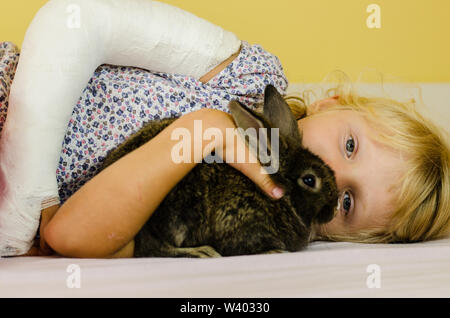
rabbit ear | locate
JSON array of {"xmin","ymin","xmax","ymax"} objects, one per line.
[
  {"xmin": 263, "ymin": 85, "xmax": 302, "ymax": 148},
  {"xmin": 229, "ymin": 100, "xmax": 265, "ymax": 132},
  {"xmin": 229, "ymin": 100, "xmax": 273, "ymax": 167}
]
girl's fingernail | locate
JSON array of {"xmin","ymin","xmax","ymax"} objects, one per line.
[{"xmin": 271, "ymin": 187, "xmax": 284, "ymax": 199}]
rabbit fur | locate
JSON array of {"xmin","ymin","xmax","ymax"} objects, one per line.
[{"xmin": 101, "ymin": 85, "xmax": 338, "ymax": 258}]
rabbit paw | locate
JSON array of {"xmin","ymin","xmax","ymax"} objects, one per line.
[
  {"xmin": 263, "ymin": 249, "xmax": 289, "ymax": 254},
  {"xmin": 169, "ymin": 245, "xmax": 222, "ymax": 258}
]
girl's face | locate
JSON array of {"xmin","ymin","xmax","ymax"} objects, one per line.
[{"xmin": 297, "ymin": 99, "xmax": 407, "ymax": 237}]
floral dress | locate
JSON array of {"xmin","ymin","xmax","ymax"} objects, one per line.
[{"xmin": 0, "ymin": 40, "xmax": 289, "ymax": 204}]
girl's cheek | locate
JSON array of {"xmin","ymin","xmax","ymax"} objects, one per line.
[{"xmin": 319, "ymin": 215, "xmax": 342, "ymax": 235}]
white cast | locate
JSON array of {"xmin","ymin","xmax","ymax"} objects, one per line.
[{"xmin": 0, "ymin": 0, "xmax": 241, "ymax": 256}]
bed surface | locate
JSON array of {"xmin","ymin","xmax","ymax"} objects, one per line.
[
  {"xmin": 1, "ymin": 82, "xmax": 449, "ymax": 298},
  {"xmin": 1, "ymin": 238, "xmax": 449, "ymax": 298}
]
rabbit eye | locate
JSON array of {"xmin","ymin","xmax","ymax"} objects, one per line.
[
  {"xmin": 302, "ymin": 174, "xmax": 316, "ymax": 188},
  {"xmin": 297, "ymin": 170, "xmax": 322, "ymax": 192}
]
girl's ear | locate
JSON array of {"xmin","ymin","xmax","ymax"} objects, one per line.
[{"xmin": 307, "ymin": 95, "xmax": 340, "ymax": 116}]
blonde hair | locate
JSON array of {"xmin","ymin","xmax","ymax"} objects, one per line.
[{"xmin": 284, "ymin": 70, "xmax": 450, "ymax": 243}]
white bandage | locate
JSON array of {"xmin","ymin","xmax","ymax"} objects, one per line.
[{"xmin": 0, "ymin": 0, "xmax": 241, "ymax": 256}]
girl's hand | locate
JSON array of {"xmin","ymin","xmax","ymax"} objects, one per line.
[{"xmin": 204, "ymin": 109, "xmax": 285, "ymax": 200}]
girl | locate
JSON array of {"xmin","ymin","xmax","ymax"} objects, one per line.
[
  {"xmin": 291, "ymin": 77, "xmax": 450, "ymax": 244},
  {"xmin": 1, "ymin": 1, "xmax": 447, "ymax": 258}
]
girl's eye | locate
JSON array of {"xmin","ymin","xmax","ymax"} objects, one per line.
[
  {"xmin": 340, "ymin": 134, "xmax": 356, "ymax": 217},
  {"xmin": 341, "ymin": 191, "xmax": 353, "ymax": 216},
  {"xmin": 345, "ymin": 136, "xmax": 355, "ymax": 158}
]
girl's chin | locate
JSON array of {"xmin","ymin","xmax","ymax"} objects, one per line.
[
  {"xmin": 310, "ymin": 223, "xmax": 326, "ymax": 241},
  {"xmin": 311, "ymin": 219, "xmax": 340, "ymax": 241}
]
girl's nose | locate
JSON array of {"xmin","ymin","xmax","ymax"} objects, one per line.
[{"xmin": 326, "ymin": 160, "xmax": 356, "ymax": 194}]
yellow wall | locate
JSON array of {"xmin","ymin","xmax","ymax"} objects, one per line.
[{"xmin": 1, "ymin": 0, "xmax": 449, "ymax": 83}]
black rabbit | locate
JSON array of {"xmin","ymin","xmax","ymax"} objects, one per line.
[{"xmin": 102, "ymin": 85, "xmax": 338, "ymax": 257}]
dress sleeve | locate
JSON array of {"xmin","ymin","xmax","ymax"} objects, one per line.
[
  {"xmin": 205, "ymin": 41, "xmax": 289, "ymax": 109},
  {"xmin": 0, "ymin": 42, "xmax": 20, "ymax": 134}
]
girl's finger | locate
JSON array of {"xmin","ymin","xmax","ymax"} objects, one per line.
[{"xmin": 233, "ymin": 161, "xmax": 284, "ymax": 200}]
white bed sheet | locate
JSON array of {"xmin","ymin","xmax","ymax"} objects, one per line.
[{"xmin": 1, "ymin": 238, "xmax": 449, "ymax": 298}]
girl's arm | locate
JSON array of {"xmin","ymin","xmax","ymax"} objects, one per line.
[
  {"xmin": 44, "ymin": 109, "xmax": 282, "ymax": 258},
  {"xmin": 30, "ymin": 42, "xmax": 241, "ymax": 258},
  {"xmin": 2, "ymin": 0, "xmax": 241, "ymax": 256}
]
